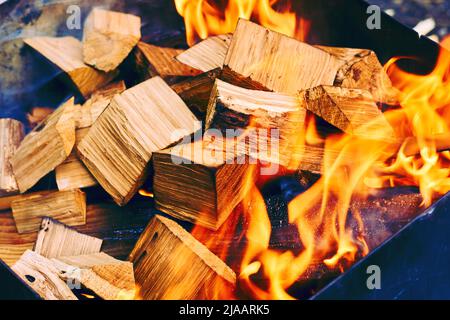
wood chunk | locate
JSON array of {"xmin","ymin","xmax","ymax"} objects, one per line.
[
  {"xmin": 316, "ymin": 46, "xmax": 398, "ymax": 103},
  {"xmin": 153, "ymin": 137, "xmax": 256, "ymax": 230},
  {"xmin": 222, "ymin": 19, "xmax": 341, "ymax": 93},
  {"xmin": 170, "ymin": 68, "xmax": 221, "ymax": 119},
  {"xmin": 77, "ymin": 76, "xmax": 200, "ymax": 206},
  {"xmin": 206, "ymin": 79, "xmax": 306, "ymax": 167},
  {"xmin": 24, "ymin": 37, "xmax": 117, "ymax": 98},
  {"xmin": 11, "ymin": 250, "xmax": 77, "ymax": 300},
  {"xmin": 34, "ymin": 217, "xmax": 102, "ymax": 259},
  {"xmin": 300, "ymin": 86, "xmax": 395, "ymax": 139},
  {"xmin": 0, "ymin": 190, "xmax": 56, "ymax": 212},
  {"xmin": 11, "ymin": 189, "xmax": 87, "ymax": 234},
  {"xmin": 52, "ymin": 252, "xmax": 135, "ymax": 300},
  {"xmin": 11, "ymin": 98, "xmax": 76, "ymax": 193},
  {"xmin": 131, "ymin": 42, "xmax": 201, "ymax": 82},
  {"xmin": 26, "ymin": 107, "xmax": 54, "ymax": 129},
  {"xmin": 0, "ymin": 119, "xmax": 24, "ymax": 196},
  {"xmin": 83, "ymin": 8, "xmax": 141, "ymax": 72},
  {"xmin": 176, "ymin": 34, "xmax": 232, "ymax": 72},
  {"xmin": 129, "ymin": 215, "xmax": 236, "ymax": 300}
]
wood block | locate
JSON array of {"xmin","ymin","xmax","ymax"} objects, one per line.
[
  {"xmin": 129, "ymin": 215, "xmax": 236, "ymax": 300},
  {"xmin": 34, "ymin": 217, "xmax": 102, "ymax": 259},
  {"xmin": 176, "ymin": 34, "xmax": 232, "ymax": 72},
  {"xmin": 11, "ymin": 98, "xmax": 77, "ymax": 193},
  {"xmin": 206, "ymin": 79, "xmax": 306, "ymax": 167},
  {"xmin": 0, "ymin": 119, "xmax": 24, "ymax": 196},
  {"xmin": 11, "ymin": 250, "xmax": 77, "ymax": 300},
  {"xmin": 11, "ymin": 189, "xmax": 87, "ymax": 234},
  {"xmin": 83, "ymin": 8, "xmax": 141, "ymax": 72},
  {"xmin": 52, "ymin": 252, "xmax": 135, "ymax": 300},
  {"xmin": 77, "ymin": 76, "xmax": 200, "ymax": 206},
  {"xmin": 24, "ymin": 36, "xmax": 117, "ymax": 98},
  {"xmin": 222, "ymin": 19, "xmax": 341, "ymax": 93},
  {"xmin": 153, "ymin": 136, "xmax": 256, "ymax": 230}
]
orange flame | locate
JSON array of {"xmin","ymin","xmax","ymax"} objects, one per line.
[{"xmin": 174, "ymin": 0, "xmax": 309, "ymax": 45}]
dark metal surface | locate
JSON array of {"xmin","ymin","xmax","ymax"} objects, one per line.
[{"xmin": 0, "ymin": 259, "xmax": 40, "ymax": 300}]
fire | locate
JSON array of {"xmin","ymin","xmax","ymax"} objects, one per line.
[{"xmin": 174, "ymin": 0, "xmax": 309, "ymax": 46}]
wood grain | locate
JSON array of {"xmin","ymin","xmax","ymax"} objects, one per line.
[{"xmin": 0, "ymin": 119, "xmax": 24, "ymax": 196}]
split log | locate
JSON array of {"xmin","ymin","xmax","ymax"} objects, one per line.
[
  {"xmin": 11, "ymin": 98, "xmax": 76, "ymax": 193},
  {"xmin": 130, "ymin": 41, "xmax": 201, "ymax": 83},
  {"xmin": 34, "ymin": 217, "xmax": 102, "ymax": 259},
  {"xmin": 52, "ymin": 252, "xmax": 135, "ymax": 300},
  {"xmin": 11, "ymin": 250, "xmax": 77, "ymax": 300},
  {"xmin": 11, "ymin": 189, "xmax": 87, "ymax": 234},
  {"xmin": 176, "ymin": 34, "xmax": 232, "ymax": 72},
  {"xmin": 205, "ymin": 79, "xmax": 306, "ymax": 167},
  {"xmin": 222, "ymin": 19, "xmax": 342, "ymax": 93},
  {"xmin": 170, "ymin": 68, "xmax": 221, "ymax": 119},
  {"xmin": 129, "ymin": 215, "xmax": 236, "ymax": 300},
  {"xmin": 24, "ymin": 37, "xmax": 117, "ymax": 98},
  {"xmin": 316, "ymin": 46, "xmax": 398, "ymax": 104},
  {"xmin": 153, "ymin": 137, "xmax": 256, "ymax": 230},
  {"xmin": 299, "ymin": 86, "xmax": 395, "ymax": 139},
  {"xmin": 77, "ymin": 76, "xmax": 200, "ymax": 206},
  {"xmin": 0, "ymin": 119, "xmax": 24, "ymax": 196},
  {"xmin": 26, "ymin": 107, "xmax": 54, "ymax": 129},
  {"xmin": 0, "ymin": 190, "xmax": 56, "ymax": 212},
  {"xmin": 83, "ymin": 8, "xmax": 141, "ymax": 72}
]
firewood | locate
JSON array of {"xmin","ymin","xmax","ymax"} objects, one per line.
[
  {"xmin": 26, "ymin": 107, "xmax": 54, "ymax": 128},
  {"xmin": 34, "ymin": 217, "xmax": 102, "ymax": 259},
  {"xmin": 153, "ymin": 136, "xmax": 256, "ymax": 230},
  {"xmin": 11, "ymin": 189, "xmax": 87, "ymax": 234},
  {"xmin": 222, "ymin": 19, "xmax": 342, "ymax": 93},
  {"xmin": 176, "ymin": 34, "xmax": 232, "ymax": 72},
  {"xmin": 131, "ymin": 41, "xmax": 201, "ymax": 83},
  {"xmin": 170, "ymin": 68, "xmax": 221, "ymax": 119},
  {"xmin": 11, "ymin": 98, "xmax": 77, "ymax": 193},
  {"xmin": 77, "ymin": 76, "xmax": 200, "ymax": 206},
  {"xmin": 299, "ymin": 86, "xmax": 395, "ymax": 139},
  {"xmin": 316, "ymin": 46, "xmax": 398, "ymax": 104},
  {"xmin": 24, "ymin": 37, "xmax": 117, "ymax": 98},
  {"xmin": 205, "ymin": 79, "xmax": 306, "ymax": 167},
  {"xmin": 0, "ymin": 119, "xmax": 24, "ymax": 196},
  {"xmin": 11, "ymin": 250, "xmax": 77, "ymax": 300},
  {"xmin": 129, "ymin": 215, "xmax": 236, "ymax": 300},
  {"xmin": 0, "ymin": 190, "xmax": 56, "ymax": 212},
  {"xmin": 83, "ymin": 8, "xmax": 141, "ymax": 72},
  {"xmin": 52, "ymin": 252, "xmax": 135, "ymax": 300}
]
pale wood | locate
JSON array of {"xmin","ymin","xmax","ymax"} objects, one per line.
[
  {"xmin": 26, "ymin": 107, "xmax": 54, "ymax": 128},
  {"xmin": 52, "ymin": 252, "xmax": 135, "ymax": 300},
  {"xmin": 83, "ymin": 8, "xmax": 141, "ymax": 72},
  {"xmin": 11, "ymin": 189, "xmax": 87, "ymax": 234},
  {"xmin": 222, "ymin": 19, "xmax": 341, "ymax": 93},
  {"xmin": 77, "ymin": 76, "xmax": 200, "ymax": 206},
  {"xmin": 0, "ymin": 119, "xmax": 24, "ymax": 196},
  {"xmin": 11, "ymin": 98, "xmax": 77, "ymax": 193},
  {"xmin": 11, "ymin": 250, "xmax": 77, "ymax": 300},
  {"xmin": 299, "ymin": 86, "xmax": 395, "ymax": 139},
  {"xmin": 153, "ymin": 136, "xmax": 256, "ymax": 230},
  {"xmin": 24, "ymin": 36, "xmax": 117, "ymax": 98},
  {"xmin": 34, "ymin": 217, "xmax": 102, "ymax": 259},
  {"xmin": 0, "ymin": 190, "xmax": 56, "ymax": 212},
  {"xmin": 129, "ymin": 215, "xmax": 236, "ymax": 300},
  {"xmin": 176, "ymin": 34, "xmax": 232, "ymax": 72},
  {"xmin": 206, "ymin": 79, "xmax": 306, "ymax": 167},
  {"xmin": 316, "ymin": 45, "xmax": 398, "ymax": 104}
]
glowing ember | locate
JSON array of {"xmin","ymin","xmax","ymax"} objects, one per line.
[{"xmin": 138, "ymin": 189, "xmax": 154, "ymax": 198}]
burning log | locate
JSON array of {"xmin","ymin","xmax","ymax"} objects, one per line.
[
  {"xmin": 176, "ymin": 34, "xmax": 232, "ymax": 72},
  {"xmin": 153, "ymin": 137, "xmax": 256, "ymax": 230},
  {"xmin": 34, "ymin": 217, "xmax": 102, "ymax": 259},
  {"xmin": 11, "ymin": 189, "xmax": 87, "ymax": 234},
  {"xmin": 222, "ymin": 19, "xmax": 341, "ymax": 93},
  {"xmin": 83, "ymin": 8, "xmax": 141, "ymax": 72},
  {"xmin": 11, "ymin": 98, "xmax": 77, "ymax": 193},
  {"xmin": 11, "ymin": 250, "xmax": 77, "ymax": 300},
  {"xmin": 299, "ymin": 86, "xmax": 395, "ymax": 139},
  {"xmin": 0, "ymin": 119, "xmax": 24, "ymax": 196},
  {"xmin": 24, "ymin": 37, "xmax": 117, "ymax": 98},
  {"xmin": 77, "ymin": 76, "xmax": 200, "ymax": 206},
  {"xmin": 52, "ymin": 252, "xmax": 135, "ymax": 300},
  {"xmin": 129, "ymin": 215, "xmax": 236, "ymax": 299}
]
